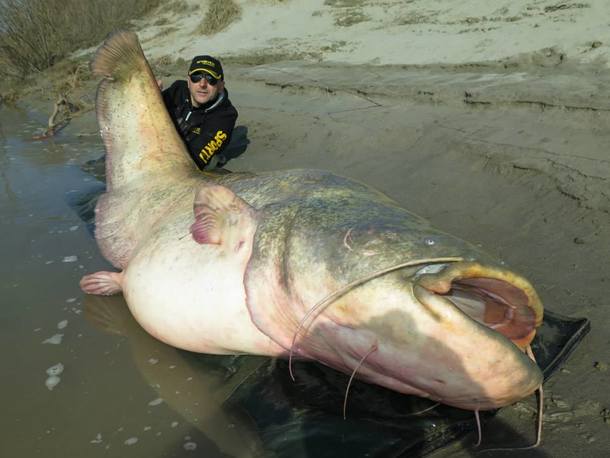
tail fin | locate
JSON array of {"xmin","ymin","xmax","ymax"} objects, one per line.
[
  {"xmin": 92, "ymin": 30, "xmax": 147, "ymax": 81},
  {"xmin": 92, "ymin": 30, "xmax": 193, "ymax": 191}
]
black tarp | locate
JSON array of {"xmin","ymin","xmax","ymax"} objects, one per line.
[{"xmin": 223, "ymin": 311, "xmax": 589, "ymax": 457}]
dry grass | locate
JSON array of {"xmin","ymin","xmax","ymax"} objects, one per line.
[
  {"xmin": 0, "ymin": 0, "xmax": 161, "ymax": 78},
  {"xmin": 199, "ymin": 0, "xmax": 242, "ymax": 36},
  {"xmin": 153, "ymin": 17, "xmax": 171, "ymax": 26},
  {"xmin": 334, "ymin": 9, "xmax": 369, "ymax": 27},
  {"xmin": 0, "ymin": 89, "xmax": 20, "ymax": 107},
  {"xmin": 324, "ymin": 0, "xmax": 366, "ymax": 6},
  {"xmin": 165, "ymin": 0, "xmax": 191, "ymax": 15}
]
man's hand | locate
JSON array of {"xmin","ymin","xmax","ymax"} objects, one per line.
[{"xmin": 156, "ymin": 79, "xmax": 163, "ymax": 90}]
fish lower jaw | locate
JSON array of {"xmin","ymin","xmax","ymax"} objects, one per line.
[
  {"xmin": 415, "ymin": 261, "xmax": 543, "ymax": 350},
  {"xmin": 332, "ymin": 365, "xmax": 536, "ymax": 412},
  {"xmin": 363, "ymin": 368, "xmax": 539, "ymax": 411},
  {"xmin": 439, "ymin": 393, "xmax": 533, "ymax": 411}
]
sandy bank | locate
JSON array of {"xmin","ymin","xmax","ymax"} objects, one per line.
[{"xmin": 139, "ymin": 0, "xmax": 610, "ymax": 68}]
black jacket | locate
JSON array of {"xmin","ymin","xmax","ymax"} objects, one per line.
[{"xmin": 162, "ymin": 80, "xmax": 238, "ymax": 169}]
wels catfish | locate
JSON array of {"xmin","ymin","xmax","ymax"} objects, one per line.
[{"xmin": 81, "ymin": 31, "xmax": 544, "ymax": 414}]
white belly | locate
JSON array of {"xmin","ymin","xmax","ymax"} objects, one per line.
[{"xmin": 122, "ymin": 232, "xmax": 283, "ymax": 356}]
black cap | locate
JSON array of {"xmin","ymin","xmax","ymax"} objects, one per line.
[{"xmin": 188, "ymin": 55, "xmax": 224, "ymax": 81}]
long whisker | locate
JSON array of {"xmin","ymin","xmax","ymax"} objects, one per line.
[
  {"xmin": 407, "ymin": 402, "xmax": 440, "ymax": 417},
  {"xmin": 288, "ymin": 256, "xmax": 463, "ymax": 381},
  {"xmin": 478, "ymin": 344, "xmax": 543, "ymax": 453},
  {"xmin": 527, "ymin": 344, "xmax": 544, "ymax": 448},
  {"xmin": 474, "ymin": 409, "xmax": 483, "ymax": 447},
  {"xmin": 343, "ymin": 343, "xmax": 378, "ymax": 420}
]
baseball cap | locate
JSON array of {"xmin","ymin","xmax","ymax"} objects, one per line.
[{"xmin": 188, "ymin": 55, "xmax": 224, "ymax": 80}]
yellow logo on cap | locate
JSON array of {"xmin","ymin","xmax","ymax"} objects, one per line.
[{"xmin": 189, "ymin": 65, "xmax": 222, "ymax": 80}]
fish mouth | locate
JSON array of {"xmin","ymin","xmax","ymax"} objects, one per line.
[{"xmin": 415, "ymin": 261, "xmax": 543, "ymax": 349}]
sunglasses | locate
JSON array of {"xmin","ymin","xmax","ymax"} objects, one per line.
[{"xmin": 189, "ymin": 72, "xmax": 219, "ymax": 86}]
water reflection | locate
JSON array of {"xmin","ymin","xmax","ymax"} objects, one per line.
[
  {"xmin": 0, "ymin": 142, "xmax": 18, "ymax": 206},
  {"xmin": 82, "ymin": 294, "xmax": 462, "ymax": 458},
  {"xmin": 84, "ymin": 294, "xmax": 268, "ymax": 457}
]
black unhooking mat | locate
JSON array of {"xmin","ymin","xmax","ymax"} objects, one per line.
[
  {"xmin": 219, "ymin": 311, "xmax": 589, "ymax": 457},
  {"xmin": 74, "ymin": 163, "xmax": 589, "ymax": 457}
]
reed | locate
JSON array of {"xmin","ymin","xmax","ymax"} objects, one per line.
[
  {"xmin": 199, "ymin": 0, "xmax": 241, "ymax": 36},
  {"xmin": 0, "ymin": 0, "xmax": 161, "ymax": 77}
]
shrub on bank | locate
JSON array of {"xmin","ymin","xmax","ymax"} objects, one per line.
[
  {"xmin": 199, "ymin": 0, "xmax": 242, "ymax": 36},
  {"xmin": 0, "ymin": 0, "xmax": 161, "ymax": 77}
]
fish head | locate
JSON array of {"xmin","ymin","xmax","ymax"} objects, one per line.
[
  {"xmin": 296, "ymin": 260, "xmax": 544, "ymax": 411},
  {"xmin": 243, "ymin": 171, "xmax": 543, "ymax": 411}
]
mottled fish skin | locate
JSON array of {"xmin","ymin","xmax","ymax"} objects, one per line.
[
  {"xmin": 84, "ymin": 31, "xmax": 543, "ymax": 412},
  {"xmin": 241, "ymin": 168, "xmax": 487, "ymax": 342},
  {"xmin": 238, "ymin": 169, "xmax": 542, "ymax": 409}
]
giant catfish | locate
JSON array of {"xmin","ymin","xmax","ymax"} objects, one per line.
[{"xmin": 81, "ymin": 31, "xmax": 544, "ymax": 413}]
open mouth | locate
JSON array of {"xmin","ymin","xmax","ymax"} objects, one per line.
[{"xmin": 416, "ymin": 262, "xmax": 543, "ymax": 349}]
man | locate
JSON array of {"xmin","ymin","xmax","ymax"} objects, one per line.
[{"xmin": 161, "ymin": 55, "xmax": 238, "ymax": 170}]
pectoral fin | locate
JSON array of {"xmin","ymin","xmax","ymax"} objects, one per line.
[
  {"xmin": 80, "ymin": 271, "xmax": 124, "ymax": 296},
  {"xmin": 190, "ymin": 185, "xmax": 258, "ymax": 254}
]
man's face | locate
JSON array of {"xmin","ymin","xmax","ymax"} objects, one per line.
[{"xmin": 188, "ymin": 71, "xmax": 224, "ymax": 107}]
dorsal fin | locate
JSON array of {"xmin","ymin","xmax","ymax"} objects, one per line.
[
  {"xmin": 92, "ymin": 30, "xmax": 194, "ymax": 191},
  {"xmin": 190, "ymin": 185, "xmax": 258, "ymax": 254}
]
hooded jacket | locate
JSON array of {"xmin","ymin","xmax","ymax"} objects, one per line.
[{"xmin": 162, "ymin": 80, "xmax": 238, "ymax": 169}]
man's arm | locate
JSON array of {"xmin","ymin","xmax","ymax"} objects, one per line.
[
  {"xmin": 186, "ymin": 108, "xmax": 237, "ymax": 170},
  {"xmin": 161, "ymin": 81, "xmax": 180, "ymax": 109}
]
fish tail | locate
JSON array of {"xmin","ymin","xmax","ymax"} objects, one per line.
[
  {"xmin": 90, "ymin": 30, "xmax": 194, "ymax": 268},
  {"xmin": 91, "ymin": 29, "xmax": 192, "ymax": 192},
  {"xmin": 91, "ymin": 30, "xmax": 149, "ymax": 81}
]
